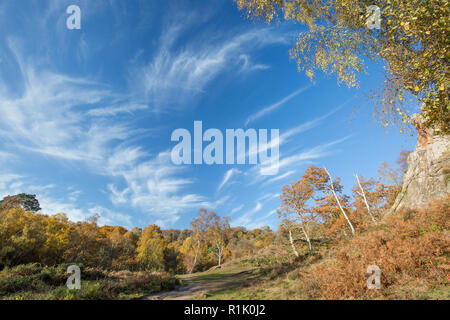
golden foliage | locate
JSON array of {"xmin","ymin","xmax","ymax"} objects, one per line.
[{"xmin": 235, "ymin": 0, "xmax": 450, "ymax": 134}]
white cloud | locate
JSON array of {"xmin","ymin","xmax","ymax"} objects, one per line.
[
  {"xmin": 262, "ymin": 170, "xmax": 296, "ymax": 186},
  {"xmin": 105, "ymin": 150, "xmax": 214, "ymax": 224},
  {"xmin": 247, "ymin": 109, "xmax": 336, "ymax": 161},
  {"xmin": 244, "ymin": 208, "xmax": 278, "ymax": 230},
  {"xmin": 245, "ymin": 85, "xmax": 312, "ymax": 126},
  {"xmin": 0, "ymin": 38, "xmax": 135, "ymax": 164},
  {"xmin": 0, "ymin": 173, "xmax": 86, "ymax": 220},
  {"xmin": 230, "ymin": 204, "xmax": 244, "ymax": 215},
  {"xmin": 0, "ymin": 173, "xmax": 23, "ymax": 198},
  {"xmin": 87, "ymin": 104, "xmax": 149, "ymax": 117},
  {"xmin": 105, "ymin": 146, "xmax": 148, "ymax": 175},
  {"xmin": 88, "ymin": 205, "xmax": 132, "ymax": 228},
  {"xmin": 0, "ymin": 40, "xmax": 226, "ymax": 227},
  {"xmin": 0, "ymin": 6, "xmax": 325, "ymax": 230},
  {"xmin": 245, "ymin": 100, "xmax": 351, "ymax": 186},
  {"xmin": 0, "ymin": 172, "xmax": 131, "ymax": 227},
  {"xmin": 131, "ymin": 25, "xmax": 287, "ymax": 111},
  {"xmin": 217, "ymin": 168, "xmax": 240, "ymax": 192},
  {"xmin": 38, "ymin": 196, "xmax": 90, "ymax": 222},
  {"xmin": 278, "ymin": 104, "xmax": 346, "ymax": 143},
  {"xmin": 233, "ymin": 201, "xmax": 262, "ymax": 226},
  {"xmin": 239, "ymin": 54, "xmax": 270, "ymax": 72},
  {"xmin": 246, "ymin": 135, "xmax": 352, "ymax": 188},
  {"xmin": 260, "ymin": 135, "xmax": 352, "ymax": 174},
  {"xmin": 258, "ymin": 193, "xmax": 280, "ymax": 202},
  {"xmin": 0, "ymin": 151, "xmax": 13, "ymax": 163},
  {"xmin": 107, "ymin": 184, "xmax": 130, "ymax": 205}
]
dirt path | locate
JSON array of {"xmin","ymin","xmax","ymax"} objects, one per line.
[{"xmin": 143, "ymin": 266, "xmax": 258, "ymax": 300}]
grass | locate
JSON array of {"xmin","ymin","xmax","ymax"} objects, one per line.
[
  {"xmin": 0, "ymin": 263, "xmax": 180, "ymax": 300},
  {"xmin": 186, "ymin": 255, "xmax": 321, "ymax": 300}
]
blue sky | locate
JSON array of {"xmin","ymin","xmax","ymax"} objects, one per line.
[{"xmin": 0, "ymin": 0, "xmax": 416, "ymax": 230}]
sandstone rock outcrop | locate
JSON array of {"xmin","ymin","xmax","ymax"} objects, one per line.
[{"xmin": 391, "ymin": 114, "xmax": 450, "ymax": 213}]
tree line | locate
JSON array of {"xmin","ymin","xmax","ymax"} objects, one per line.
[
  {"xmin": 0, "ymin": 198, "xmax": 274, "ymax": 273},
  {"xmin": 0, "ymin": 154, "xmax": 406, "ymax": 272}
]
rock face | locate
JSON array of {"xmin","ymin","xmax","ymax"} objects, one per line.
[{"xmin": 391, "ymin": 114, "xmax": 450, "ymax": 213}]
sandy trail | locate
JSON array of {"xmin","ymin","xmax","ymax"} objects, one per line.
[{"xmin": 142, "ymin": 267, "xmax": 257, "ymax": 300}]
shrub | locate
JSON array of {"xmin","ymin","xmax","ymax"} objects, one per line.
[
  {"xmin": 0, "ymin": 263, "xmax": 179, "ymax": 300},
  {"xmin": 294, "ymin": 196, "xmax": 450, "ymax": 299}
]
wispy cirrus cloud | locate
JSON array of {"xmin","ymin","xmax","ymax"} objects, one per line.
[
  {"xmin": 258, "ymin": 193, "xmax": 280, "ymax": 202},
  {"xmin": 277, "ymin": 102, "xmax": 349, "ymax": 144},
  {"xmin": 87, "ymin": 104, "xmax": 149, "ymax": 117},
  {"xmin": 217, "ymin": 168, "xmax": 241, "ymax": 193},
  {"xmin": 0, "ymin": 173, "xmax": 90, "ymax": 223},
  {"xmin": 0, "ymin": 38, "xmax": 136, "ymax": 164},
  {"xmin": 245, "ymin": 85, "xmax": 312, "ymax": 126},
  {"xmin": 239, "ymin": 54, "xmax": 270, "ymax": 72},
  {"xmin": 233, "ymin": 201, "xmax": 262, "ymax": 226},
  {"xmin": 230, "ymin": 204, "xmax": 244, "ymax": 216},
  {"xmin": 262, "ymin": 170, "xmax": 296, "ymax": 186},
  {"xmin": 246, "ymin": 134, "xmax": 352, "ymax": 189},
  {"xmin": 130, "ymin": 21, "xmax": 288, "ymax": 111},
  {"xmin": 0, "ymin": 173, "xmax": 22, "ymax": 195},
  {"xmin": 244, "ymin": 208, "xmax": 278, "ymax": 230},
  {"xmin": 0, "ymin": 37, "xmax": 215, "ymax": 227},
  {"xmin": 0, "ymin": 151, "xmax": 14, "ymax": 163},
  {"xmin": 247, "ymin": 104, "xmax": 344, "ymax": 160},
  {"xmin": 105, "ymin": 150, "xmax": 218, "ymax": 227},
  {"xmin": 261, "ymin": 135, "xmax": 353, "ymax": 175},
  {"xmin": 244, "ymin": 105, "xmax": 350, "ymax": 189}
]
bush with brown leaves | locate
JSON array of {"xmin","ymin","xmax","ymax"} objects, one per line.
[{"xmin": 295, "ymin": 196, "xmax": 449, "ymax": 299}]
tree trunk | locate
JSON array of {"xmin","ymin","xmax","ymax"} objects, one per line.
[
  {"xmin": 325, "ymin": 167, "xmax": 356, "ymax": 236},
  {"xmin": 295, "ymin": 213, "xmax": 312, "ymax": 253},
  {"xmin": 217, "ymin": 243, "xmax": 222, "ymax": 266},
  {"xmin": 300, "ymin": 223, "xmax": 312, "ymax": 253},
  {"xmin": 189, "ymin": 238, "xmax": 201, "ymax": 274},
  {"xmin": 288, "ymin": 229, "xmax": 300, "ymax": 257},
  {"xmin": 355, "ymin": 174, "xmax": 376, "ymax": 223}
]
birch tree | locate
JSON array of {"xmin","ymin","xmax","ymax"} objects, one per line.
[
  {"xmin": 280, "ymin": 177, "xmax": 315, "ymax": 253},
  {"xmin": 280, "ymin": 218, "xmax": 300, "ymax": 257},
  {"xmin": 324, "ymin": 167, "xmax": 356, "ymax": 236},
  {"xmin": 351, "ymin": 175, "xmax": 394, "ymax": 223},
  {"xmin": 208, "ymin": 213, "xmax": 230, "ymax": 267},
  {"xmin": 189, "ymin": 209, "xmax": 212, "ymax": 273},
  {"xmin": 354, "ymin": 174, "xmax": 377, "ymax": 223}
]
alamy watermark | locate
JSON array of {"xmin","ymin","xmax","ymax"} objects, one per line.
[
  {"xmin": 366, "ymin": 5, "xmax": 381, "ymax": 30},
  {"xmin": 66, "ymin": 265, "xmax": 81, "ymax": 290},
  {"xmin": 66, "ymin": 5, "xmax": 81, "ymax": 30},
  {"xmin": 64, "ymin": 4, "xmax": 380, "ymax": 31},
  {"xmin": 366, "ymin": 265, "xmax": 381, "ymax": 289},
  {"xmin": 171, "ymin": 121, "xmax": 280, "ymax": 175}
]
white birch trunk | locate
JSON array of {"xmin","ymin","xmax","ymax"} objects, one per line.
[
  {"xmin": 295, "ymin": 212, "xmax": 313, "ymax": 253},
  {"xmin": 325, "ymin": 167, "xmax": 356, "ymax": 236},
  {"xmin": 189, "ymin": 238, "xmax": 201, "ymax": 274},
  {"xmin": 355, "ymin": 174, "xmax": 377, "ymax": 223},
  {"xmin": 216, "ymin": 241, "xmax": 223, "ymax": 266},
  {"xmin": 300, "ymin": 222, "xmax": 312, "ymax": 253},
  {"xmin": 288, "ymin": 228, "xmax": 300, "ymax": 257}
]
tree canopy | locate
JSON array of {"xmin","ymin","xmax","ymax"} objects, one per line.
[
  {"xmin": 235, "ymin": 0, "xmax": 449, "ymax": 134},
  {"xmin": 0, "ymin": 193, "xmax": 41, "ymax": 213}
]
